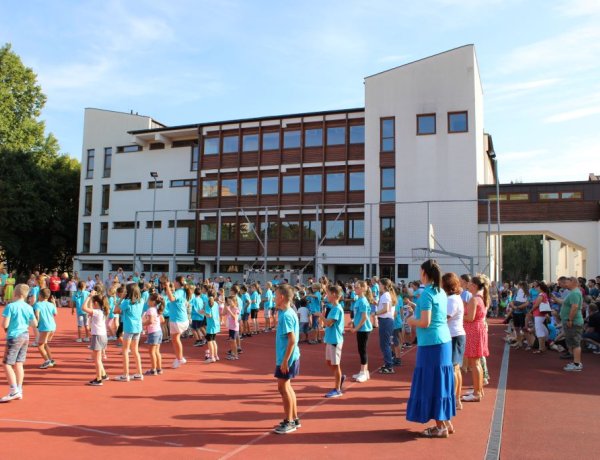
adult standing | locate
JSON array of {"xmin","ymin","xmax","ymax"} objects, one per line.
[
  {"xmin": 442, "ymin": 273, "xmax": 466, "ymax": 410},
  {"xmin": 561, "ymin": 277, "xmax": 584, "ymax": 372},
  {"xmin": 4, "ymin": 271, "xmax": 16, "ymax": 303},
  {"xmin": 375, "ymin": 278, "xmax": 396, "ymax": 374},
  {"xmin": 48, "ymin": 271, "xmax": 61, "ymax": 303},
  {"xmin": 406, "ymin": 260, "xmax": 455, "ymax": 438},
  {"xmin": 531, "ymin": 281, "xmax": 551, "ymax": 354}
]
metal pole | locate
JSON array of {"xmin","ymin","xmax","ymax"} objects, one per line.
[
  {"xmin": 314, "ymin": 205, "xmax": 319, "ymax": 279},
  {"xmin": 264, "ymin": 207, "xmax": 269, "ymax": 284},
  {"xmin": 172, "ymin": 210, "xmax": 178, "ymax": 279},
  {"xmin": 487, "ymin": 199, "xmax": 492, "ymax": 279},
  {"xmin": 495, "ymin": 158, "xmax": 502, "ymax": 283},
  {"xmin": 150, "ymin": 178, "xmax": 157, "ymax": 275},
  {"xmin": 216, "ymin": 209, "xmax": 221, "ymax": 276},
  {"xmin": 368, "ymin": 203, "xmax": 372, "ymax": 278},
  {"xmin": 133, "ymin": 210, "xmax": 138, "ymax": 273},
  {"xmin": 426, "ymin": 201, "xmax": 431, "ymax": 259}
]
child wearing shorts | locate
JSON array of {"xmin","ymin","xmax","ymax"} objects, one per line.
[
  {"xmin": 72, "ymin": 281, "xmax": 90, "ymax": 343},
  {"xmin": 263, "ymin": 282, "xmax": 274, "ymax": 332},
  {"xmin": 203, "ymin": 293, "xmax": 221, "ymax": 363},
  {"xmin": 323, "ymin": 285, "xmax": 345, "ymax": 398},
  {"xmin": 82, "ymin": 291, "xmax": 109, "ymax": 386},
  {"xmin": 297, "ymin": 298, "xmax": 310, "ymax": 343},
  {"xmin": 142, "ymin": 293, "xmax": 164, "ymax": 375},
  {"xmin": 1, "ymin": 284, "xmax": 37, "ymax": 402},
  {"xmin": 392, "ymin": 290, "xmax": 404, "ymax": 366},
  {"xmin": 33, "ymin": 288, "xmax": 57, "ymax": 369},
  {"xmin": 190, "ymin": 287, "xmax": 206, "ymax": 346},
  {"xmin": 225, "ymin": 296, "xmax": 240, "ymax": 360}
]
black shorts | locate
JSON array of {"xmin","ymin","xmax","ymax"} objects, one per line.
[
  {"xmin": 274, "ymin": 359, "xmax": 300, "ymax": 380},
  {"xmin": 206, "ymin": 333, "xmax": 216, "ymax": 341},
  {"xmin": 229, "ymin": 329, "xmax": 239, "ymax": 340},
  {"xmin": 242, "ymin": 313, "xmax": 249, "ymax": 321},
  {"xmin": 513, "ymin": 313, "xmax": 525, "ymax": 328},
  {"xmin": 191, "ymin": 320, "xmax": 203, "ymax": 330},
  {"xmin": 116, "ymin": 320, "xmax": 124, "ymax": 338},
  {"xmin": 250, "ymin": 309, "xmax": 258, "ymax": 319}
]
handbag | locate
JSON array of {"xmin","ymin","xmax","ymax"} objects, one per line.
[{"xmin": 539, "ymin": 302, "xmax": 552, "ymax": 313}]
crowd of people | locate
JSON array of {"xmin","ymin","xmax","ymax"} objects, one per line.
[{"xmin": 1, "ymin": 264, "xmax": 597, "ymax": 437}]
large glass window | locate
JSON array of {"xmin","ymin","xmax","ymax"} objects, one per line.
[
  {"xmin": 381, "ymin": 217, "xmax": 395, "ymax": 252},
  {"xmin": 222, "ymin": 135, "xmax": 239, "ymax": 154},
  {"xmin": 82, "ymin": 223, "xmax": 91, "ymax": 253},
  {"xmin": 349, "ymin": 172, "xmax": 365, "ymax": 191},
  {"xmin": 327, "ymin": 127, "xmax": 345, "ymax": 146},
  {"xmin": 239, "ymin": 220, "xmax": 257, "ymax": 240},
  {"xmin": 304, "ymin": 174, "xmax": 322, "ymax": 193},
  {"xmin": 381, "ymin": 118, "xmax": 394, "ymax": 152},
  {"xmin": 202, "ymin": 180, "xmax": 218, "ymax": 198},
  {"xmin": 281, "ymin": 221, "xmax": 300, "ymax": 240},
  {"xmin": 99, "ymin": 223, "xmax": 108, "ymax": 253},
  {"xmin": 241, "ymin": 178, "xmax": 257, "ymax": 196},
  {"xmin": 326, "ymin": 173, "xmax": 345, "ymax": 192},
  {"xmin": 103, "ymin": 147, "xmax": 112, "ymax": 178},
  {"xmin": 221, "ymin": 179, "xmax": 238, "ymax": 196},
  {"xmin": 262, "ymin": 132, "xmax": 280, "ymax": 150},
  {"xmin": 325, "ymin": 220, "xmax": 345, "ymax": 240},
  {"xmin": 260, "ymin": 221, "xmax": 279, "ymax": 240},
  {"xmin": 191, "ymin": 145, "xmax": 199, "ymax": 171},
  {"xmin": 304, "ymin": 128, "xmax": 323, "ymax": 147},
  {"xmin": 200, "ymin": 223, "xmax": 217, "ymax": 241},
  {"xmin": 417, "ymin": 114, "xmax": 436, "ymax": 135},
  {"xmin": 381, "ymin": 168, "xmax": 395, "ymax": 202},
  {"xmin": 349, "ymin": 219, "xmax": 364, "ymax": 239},
  {"xmin": 283, "ymin": 130, "xmax": 301, "ymax": 149},
  {"xmin": 189, "ymin": 185, "xmax": 197, "ymax": 210},
  {"xmin": 221, "ymin": 222, "xmax": 237, "ymax": 240},
  {"xmin": 85, "ymin": 149, "xmax": 95, "ymax": 179},
  {"xmin": 261, "ymin": 177, "xmax": 279, "ymax": 195},
  {"xmin": 302, "ymin": 219, "xmax": 317, "ymax": 240},
  {"xmin": 101, "ymin": 185, "xmax": 110, "ymax": 215},
  {"xmin": 282, "ymin": 175, "xmax": 300, "ymax": 194},
  {"xmin": 350, "ymin": 125, "xmax": 365, "ymax": 144},
  {"xmin": 448, "ymin": 111, "xmax": 468, "ymax": 133},
  {"xmin": 84, "ymin": 186, "xmax": 93, "ymax": 215},
  {"xmin": 204, "ymin": 137, "xmax": 220, "ymax": 155},
  {"xmin": 242, "ymin": 134, "xmax": 259, "ymax": 152},
  {"xmin": 114, "ymin": 183, "xmax": 141, "ymax": 191}
]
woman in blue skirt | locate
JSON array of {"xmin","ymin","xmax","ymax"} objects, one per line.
[{"xmin": 406, "ymin": 259, "xmax": 456, "ymax": 438}]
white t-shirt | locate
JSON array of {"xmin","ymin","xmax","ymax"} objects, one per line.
[
  {"xmin": 515, "ymin": 289, "xmax": 527, "ymax": 303},
  {"xmin": 378, "ymin": 292, "xmax": 394, "ymax": 319},
  {"xmin": 446, "ymin": 294, "xmax": 466, "ymax": 337},
  {"xmin": 90, "ymin": 309, "xmax": 107, "ymax": 336},
  {"xmin": 298, "ymin": 306, "xmax": 309, "ymax": 323}
]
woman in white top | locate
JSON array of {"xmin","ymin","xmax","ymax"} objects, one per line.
[
  {"xmin": 442, "ymin": 273, "xmax": 466, "ymax": 410},
  {"xmin": 376, "ymin": 278, "xmax": 397, "ymax": 374}
]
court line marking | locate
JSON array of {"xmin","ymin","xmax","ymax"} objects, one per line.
[
  {"xmin": 0, "ymin": 418, "xmax": 223, "ymax": 453},
  {"xmin": 484, "ymin": 341, "xmax": 510, "ymax": 460},
  {"xmin": 218, "ymin": 345, "xmax": 417, "ymax": 460}
]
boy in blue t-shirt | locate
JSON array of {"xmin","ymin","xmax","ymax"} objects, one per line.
[
  {"xmin": 1, "ymin": 284, "xmax": 37, "ymax": 402},
  {"xmin": 392, "ymin": 289, "xmax": 404, "ymax": 366},
  {"xmin": 71, "ymin": 281, "xmax": 90, "ymax": 343},
  {"xmin": 273, "ymin": 284, "xmax": 300, "ymax": 435},
  {"xmin": 240, "ymin": 286, "xmax": 252, "ymax": 337},
  {"xmin": 323, "ymin": 285, "xmax": 346, "ymax": 398}
]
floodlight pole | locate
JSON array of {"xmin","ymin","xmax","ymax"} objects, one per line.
[{"xmin": 150, "ymin": 172, "xmax": 159, "ymax": 276}]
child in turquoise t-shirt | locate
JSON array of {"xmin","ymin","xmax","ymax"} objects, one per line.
[{"xmin": 323, "ymin": 285, "xmax": 346, "ymax": 398}]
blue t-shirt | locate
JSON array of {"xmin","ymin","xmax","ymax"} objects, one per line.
[
  {"xmin": 108, "ymin": 296, "xmax": 116, "ymax": 319},
  {"xmin": 168, "ymin": 288, "xmax": 188, "ymax": 323},
  {"xmin": 529, "ymin": 288, "xmax": 539, "ymax": 302},
  {"xmin": 263, "ymin": 289, "xmax": 274, "ymax": 309},
  {"xmin": 324, "ymin": 304, "xmax": 344, "ymax": 345},
  {"xmin": 190, "ymin": 296, "xmax": 205, "ymax": 321},
  {"xmin": 393, "ymin": 302, "xmax": 403, "ymax": 330},
  {"xmin": 309, "ymin": 292, "xmax": 321, "ymax": 314},
  {"xmin": 120, "ymin": 299, "xmax": 143, "ymax": 334},
  {"xmin": 242, "ymin": 292, "xmax": 252, "ymax": 314},
  {"xmin": 141, "ymin": 290, "xmax": 150, "ymax": 312},
  {"xmin": 34, "ymin": 301, "xmax": 57, "ymax": 332},
  {"xmin": 414, "ymin": 285, "xmax": 451, "ymax": 346},
  {"xmin": 236, "ymin": 295, "xmax": 244, "ymax": 316},
  {"xmin": 206, "ymin": 301, "xmax": 221, "ymax": 334},
  {"xmin": 352, "ymin": 297, "xmax": 373, "ymax": 332},
  {"xmin": 371, "ymin": 284, "xmax": 380, "ymax": 302},
  {"xmin": 276, "ymin": 307, "xmax": 300, "ymax": 366},
  {"xmin": 73, "ymin": 290, "xmax": 90, "ymax": 316},
  {"xmin": 460, "ymin": 290, "xmax": 472, "ymax": 304},
  {"xmin": 28, "ymin": 286, "xmax": 40, "ymax": 303},
  {"xmin": 250, "ymin": 291, "xmax": 261, "ymax": 310},
  {"xmin": 3, "ymin": 300, "xmax": 35, "ymax": 338}
]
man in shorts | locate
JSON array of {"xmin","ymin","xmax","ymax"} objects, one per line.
[
  {"xmin": 2, "ymin": 284, "xmax": 37, "ymax": 402},
  {"xmin": 273, "ymin": 284, "xmax": 300, "ymax": 434},
  {"xmin": 561, "ymin": 277, "xmax": 584, "ymax": 372}
]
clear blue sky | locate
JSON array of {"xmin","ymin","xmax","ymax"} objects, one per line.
[{"xmin": 1, "ymin": 0, "xmax": 599, "ymax": 183}]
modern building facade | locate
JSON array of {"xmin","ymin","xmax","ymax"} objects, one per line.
[{"xmin": 74, "ymin": 45, "xmax": 600, "ymax": 282}]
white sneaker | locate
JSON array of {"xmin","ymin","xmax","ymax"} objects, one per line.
[
  {"xmin": 75, "ymin": 338, "xmax": 83, "ymax": 343},
  {"xmin": 172, "ymin": 359, "xmax": 180, "ymax": 369},
  {"xmin": 180, "ymin": 357, "xmax": 187, "ymax": 365},
  {"xmin": 563, "ymin": 362, "xmax": 583, "ymax": 372},
  {"xmin": 83, "ymin": 337, "xmax": 91, "ymax": 342},
  {"xmin": 0, "ymin": 391, "xmax": 22, "ymax": 402},
  {"xmin": 352, "ymin": 372, "xmax": 362, "ymax": 379},
  {"xmin": 355, "ymin": 372, "xmax": 368, "ymax": 383}
]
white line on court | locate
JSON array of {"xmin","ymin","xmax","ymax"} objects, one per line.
[{"xmin": 484, "ymin": 341, "xmax": 510, "ymax": 460}]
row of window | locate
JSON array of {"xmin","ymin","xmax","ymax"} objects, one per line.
[
  {"xmin": 201, "ymin": 172, "xmax": 364, "ymax": 198},
  {"xmin": 114, "ymin": 179, "xmax": 197, "ymax": 191},
  {"xmin": 487, "ymin": 191, "xmax": 583, "ymax": 201}
]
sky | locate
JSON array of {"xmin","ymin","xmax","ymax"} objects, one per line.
[{"xmin": 1, "ymin": 0, "xmax": 599, "ymax": 183}]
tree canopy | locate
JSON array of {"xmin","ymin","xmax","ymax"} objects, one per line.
[
  {"xmin": 502, "ymin": 235, "xmax": 543, "ymax": 282},
  {"xmin": 0, "ymin": 43, "xmax": 80, "ymax": 277}
]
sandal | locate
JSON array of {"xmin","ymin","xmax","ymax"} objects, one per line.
[{"xmin": 420, "ymin": 426, "xmax": 448, "ymax": 438}]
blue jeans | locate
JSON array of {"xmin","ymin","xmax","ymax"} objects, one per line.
[{"xmin": 378, "ymin": 317, "xmax": 394, "ymax": 367}]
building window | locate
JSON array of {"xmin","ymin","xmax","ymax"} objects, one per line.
[
  {"xmin": 350, "ymin": 125, "xmax": 365, "ymax": 144},
  {"xmin": 114, "ymin": 182, "xmax": 141, "ymax": 191},
  {"xmin": 260, "ymin": 221, "xmax": 279, "ymax": 240},
  {"xmin": 381, "ymin": 217, "xmax": 395, "ymax": 252},
  {"xmin": 417, "ymin": 113, "xmax": 436, "ymax": 135},
  {"xmin": 221, "ymin": 222, "xmax": 237, "ymax": 240},
  {"xmin": 381, "ymin": 118, "xmax": 394, "ymax": 152},
  {"xmin": 101, "ymin": 185, "xmax": 110, "ymax": 215},
  {"xmin": 261, "ymin": 177, "xmax": 279, "ymax": 195},
  {"xmin": 82, "ymin": 263, "xmax": 103, "ymax": 271},
  {"xmin": 243, "ymin": 134, "xmax": 259, "ymax": 152},
  {"xmin": 103, "ymin": 147, "xmax": 112, "ymax": 178},
  {"xmin": 148, "ymin": 181, "xmax": 163, "ymax": 189},
  {"xmin": 302, "ymin": 219, "xmax": 317, "ymax": 240},
  {"xmin": 191, "ymin": 145, "xmax": 199, "ymax": 171},
  {"xmin": 150, "ymin": 142, "xmax": 165, "ymax": 150},
  {"xmin": 221, "ymin": 179, "xmax": 238, "ymax": 196},
  {"xmin": 202, "ymin": 180, "xmax": 218, "ymax": 198},
  {"xmin": 84, "ymin": 186, "xmax": 93, "ymax": 215},
  {"xmin": 327, "ymin": 127, "xmax": 345, "ymax": 146},
  {"xmin": 349, "ymin": 171, "xmax": 365, "ymax": 191},
  {"xmin": 262, "ymin": 132, "xmax": 280, "ymax": 150},
  {"xmin": 281, "ymin": 221, "xmax": 300, "ymax": 240},
  {"xmin": 325, "ymin": 220, "xmax": 345, "ymax": 240},
  {"xmin": 305, "ymin": 128, "xmax": 323, "ymax": 147},
  {"xmin": 200, "ymin": 223, "xmax": 217, "ymax": 241},
  {"xmin": 85, "ymin": 149, "xmax": 95, "ymax": 179},
  {"xmin": 189, "ymin": 184, "xmax": 197, "ymax": 210},
  {"xmin": 283, "ymin": 130, "xmax": 301, "ymax": 149},
  {"xmin": 241, "ymin": 178, "xmax": 258, "ymax": 196},
  {"xmin": 239, "ymin": 220, "xmax": 257, "ymax": 241},
  {"xmin": 282, "ymin": 175, "xmax": 300, "ymax": 194},
  {"xmin": 168, "ymin": 219, "xmax": 194, "ymax": 229},
  {"xmin": 82, "ymin": 223, "xmax": 91, "ymax": 253},
  {"xmin": 539, "ymin": 191, "xmax": 582, "ymax": 200},
  {"xmin": 204, "ymin": 137, "xmax": 220, "ymax": 155},
  {"xmin": 397, "ymin": 264, "xmax": 409, "ymax": 278},
  {"xmin": 146, "ymin": 221, "xmax": 162, "ymax": 229},
  {"xmin": 326, "ymin": 173, "xmax": 345, "ymax": 192},
  {"xmin": 448, "ymin": 111, "xmax": 468, "ymax": 133},
  {"xmin": 116, "ymin": 145, "xmax": 142, "ymax": 153},
  {"xmin": 304, "ymin": 174, "xmax": 322, "ymax": 193},
  {"xmin": 171, "ymin": 179, "xmax": 196, "ymax": 187},
  {"xmin": 223, "ymin": 135, "xmax": 239, "ymax": 154},
  {"xmin": 381, "ymin": 168, "xmax": 395, "ymax": 202},
  {"xmin": 113, "ymin": 221, "xmax": 139, "ymax": 229},
  {"xmin": 349, "ymin": 219, "xmax": 364, "ymax": 239},
  {"xmin": 380, "ymin": 264, "xmax": 395, "ymax": 280}
]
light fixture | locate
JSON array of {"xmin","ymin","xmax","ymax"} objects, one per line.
[{"xmin": 150, "ymin": 171, "xmax": 158, "ymax": 178}]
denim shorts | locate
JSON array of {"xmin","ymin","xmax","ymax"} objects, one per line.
[
  {"xmin": 77, "ymin": 314, "xmax": 88, "ymax": 328},
  {"xmin": 3, "ymin": 332, "xmax": 29, "ymax": 365},
  {"xmin": 147, "ymin": 331, "xmax": 163, "ymax": 345},
  {"xmin": 300, "ymin": 322, "xmax": 309, "ymax": 334},
  {"xmin": 311, "ymin": 315, "xmax": 320, "ymax": 329},
  {"xmin": 274, "ymin": 359, "xmax": 300, "ymax": 380},
  {"xmin": 123, "ymin": 332, "xmax": 141, "ymax": 341}
]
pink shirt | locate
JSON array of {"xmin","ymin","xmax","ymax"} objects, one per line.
[
  {"xmin": 227, "ymin": 305, "xmax": 239, "ymax": 331},
  {"xmin": 143, "ymin": 307, "xmax": 161, "ymax": 334}
]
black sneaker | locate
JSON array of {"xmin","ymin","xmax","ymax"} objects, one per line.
[
  {"xmin": 238, "ymin": 348, "xmax": 243, "ymax": 353},
  {"xmin": 293, "ymin": 418, "xmax": 301, "ymax": 428},
  {"xmin": 393, "ymin": 358, "xmax": 402, "ymax": 367},
  {"xmin": 274, "ymin": 421, "xmax": 296, "ymax": 434},
  {"xmin": 88, "ymin": 379, "xmax": 103, "ymax": 386},
  {"xmin": 101, "ymin": 374, "xmax": 109, "ymax": 381},
  {"xmin": 378, "ymin": 366, "xmax": 395, "ymax": 374}
]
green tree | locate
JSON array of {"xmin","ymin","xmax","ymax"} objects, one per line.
[
  {"xmin": 0, "ymin": 43, "xmax": 80, "ymax": 277},
  {"xmin": 502, "ymin": 235, "xmax": 543, "ymax": 282}
]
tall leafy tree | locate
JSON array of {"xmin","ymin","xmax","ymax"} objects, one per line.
[
  {"xmin": 502, "ymin": 235, "xmax": 543, "ymax": 282},
  {"xmin": 0, "ymin": 43, "xmax": 80, "ymax": 277}
]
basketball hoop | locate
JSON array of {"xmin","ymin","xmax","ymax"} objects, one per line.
[{"xmin": 411, "ymin": 248, "xmax": 429, "ymax": 262}]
